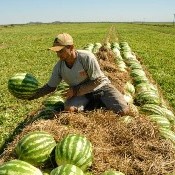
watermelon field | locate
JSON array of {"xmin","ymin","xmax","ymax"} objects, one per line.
[{"xmin": 0, "ymin": 23, "xmax": 175, "ymax": 174}]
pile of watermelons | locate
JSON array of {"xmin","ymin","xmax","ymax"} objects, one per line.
[{"xmin": 0, "ymin": 130, "xmax": 125, "ymax": 175}]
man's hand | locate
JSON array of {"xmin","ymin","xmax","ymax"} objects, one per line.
[{"xmin": 62, "ymin": 88, "xmax": 75, "ymax": 99}]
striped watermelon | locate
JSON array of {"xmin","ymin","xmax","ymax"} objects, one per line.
[
  {"xmin": 92, "ymin": 43, "xmax": 102, "ymax": 54},
  {"xmin": 119, "ymin": 115, "xmax": 134, "ymax": 124},
  {"xmin": 130, "ymin": 62, "xmax": 143, "ymax": 70},
  {"xmin": 130, "ymin": 69, "xmax": 146, "ymax": 78},
  {"xmin": 133, "ymin": 75, "xmax": 149, "ymax": 85},
  {"xmin": 101, "ymin": 170, "xmax": 125, "ymax": 175},
  {"xmin": 161, "ymin": 107, "xmax": 175, "ymax": 124},
  {"xmin": 111, "ymin": 42, "xmax": 120, "ymax": 50},
  {"xmin": 55, "ymin": 134, "xmax": 93, "ymax": 171},
  {"xmin": 147, "ymin": 115, "xmax": 171, "ymax": 129},
  {"xmin": 135, "ymin": 90, "xmax": 160, "ymax": 106},
  {"xmin": 135, "ymin": 82, "xmax": 158, "ymax": 94},
  {"xmin": 124, "ymin": 82, "xmax": 135, "ymax": 95},
  {"xmin": 0, "ymin": 159, "xmax": 43, "ymax": 175},
  {"xmin": 50, "ymin": 164, "xmax": 84, "ymax": 175},
  {"xmin": 57, "ymin": 81, "xmax": 69, "ymax": 91},
  {"xmin": 159, "ymin": 128, "xmax": 175, "ymax": 145},
  {"xmin": 8, "ymin": 73, "xmax": 39, "ymax": 99},
  {"xmin": 141, "ymin": 104, "xmax": 175, "ymax": 124},
  {"xmin": 125, "ymin": 59, "xmax": 139, "ymax": 67},
  {"xmin": 43, "ymin": 95, "xmax": 65, "ymax": 110},
  {"xmin": 141, "ymin": 104, "xmax": 165, "ymax": 116},
  {"xmin": 15, "ymin": 131, "xmax": 56, "ymax": 166},
  {"xmin": 112, "ymin": 47, "xmax": 121, "ymax": 56},
  {"xmin": 122, "ymin": 51, "xmax": 135, "ymax": 59}
]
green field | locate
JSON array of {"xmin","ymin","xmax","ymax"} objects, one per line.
[{"xmin": 0, "ymin": 23, "xmax": 175, "ymax": 151}]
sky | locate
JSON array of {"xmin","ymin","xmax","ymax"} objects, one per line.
[{"xmin": 0, "ymin": 0, "xmax": 175, "ymax": 25}]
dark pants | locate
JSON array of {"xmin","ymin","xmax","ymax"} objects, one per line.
[
  {"xmin": 64, "ymin": 84, "xmax": 129, "ymax": 114},
  {"xmin": 86, "ymin": 84, "xmax": 129, "ymax": 113}
]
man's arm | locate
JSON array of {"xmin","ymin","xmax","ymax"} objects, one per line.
[
  {"xmin": 74, "ymin": 52, "xmax": 109, "ymax": 96},
  {"xmin": 28, "ymin": 84, "xmax": 56, "ymax": 100},
  {"xmin": 73, "ymin": 77, "xmax": 104, "ymax": 96}
]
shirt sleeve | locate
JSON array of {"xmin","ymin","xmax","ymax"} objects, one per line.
[{"xmin": 47, "ymin": 61, "xmax": 62, "ymax": 87}]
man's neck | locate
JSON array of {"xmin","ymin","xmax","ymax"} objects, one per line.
[{"xmin": 65, "ymin": 51, "xmax": 77, "ymax": 68}]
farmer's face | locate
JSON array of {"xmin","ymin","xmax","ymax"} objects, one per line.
[{"xmin": 56, "ymin": 46, "xmax": 73, "ymax": 61}]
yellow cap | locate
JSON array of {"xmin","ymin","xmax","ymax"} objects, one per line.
[{"xmin": 49, "ymin": 33, "xmax": 73, "ymax": 51}]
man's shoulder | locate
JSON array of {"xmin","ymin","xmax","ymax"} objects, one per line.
[
  {"xmin": 77, "ymin": 50, "xmax": 96, "ymax": 63},
  {"xmin": 77, "ymin": 50, "xmax": 95, "ymax": 57}
]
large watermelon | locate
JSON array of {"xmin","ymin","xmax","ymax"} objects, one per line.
[
  {"xmin": 140, "ymin": 104, "xmax": 175, "ymax": 124},
  {"xmin": 101, "ymin": 170, "xmax": 125, "ymax": 175},
  {"xmin": 42, "ymin": 81, "xmax": 69, "ymax": 110},
  {"xmin": 42, "ymin": 95, "xmax": 65, "ymax": 110},
  {"xmin": 147, "ymin": 114, "xmax": 171, "ymax": 129},
  {"xmin": 15, "ymin": 131, "xmax": 56, "ymax": 166},
  {"xmin": 57, "ymin": 81, "xmax": 69, "ymax": 92},
  {"xmin": 135, "ymin": 90, "xmax": 160, "ymax": 106},
  {"xmin": 55, "ymin": 134, "xmax": 93, "ymax": 171},
  {"xmin": 124, "ymin": 82, "xmax": 135, "ymax": 96},
  {"xmin": 119, "ymin": 115, "xmax": 134, "ymax": 124},
  {"xmin": 159, "ymin": 128, "xmax": 175, "ymax": 145},
  {"xmin": 0, "ymin": 159, "xmax": 43, "ymax": 175},
  {"xmin": 8, "ymin": 73, "xmax": 39, "ymax": 99},
  {"xmin": 50, "ymin": 164, "xmax": 84, "ymax": 175}
]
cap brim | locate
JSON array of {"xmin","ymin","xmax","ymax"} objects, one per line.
[{"xmin": 49, "ymin": 45, "xmax": 65, "ymax": 52}]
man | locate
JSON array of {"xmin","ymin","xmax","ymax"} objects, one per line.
[{"xmin": 29, "ymin": 33, "xmax": 129, "ymax": 115}]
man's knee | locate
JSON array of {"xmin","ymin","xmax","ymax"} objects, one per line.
[
  {"xmin": 119, "ymin": 105, "xmax": 129, "ymax": 115},
  {"xmin": 64, "ymin": 106, "xmax": 78, "ymax": 112}
]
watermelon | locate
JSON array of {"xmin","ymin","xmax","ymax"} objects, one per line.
[
  {"xmin": 140, "ymin": 104, "xmax": 165, "ymax": 116},
  {"xmin": 92, "ymin": 43, "xmax": 102, "ymax": 54},
  {"xmin": 140, "ymin": 104, "xmax": 175, "ymax": 124},
  {"xmin": 159, "ymin": 128, "xmax": 175, "ymax": 145},
  {"xmin": 133, "ymin": 75, "xmax": 149, "ymax": 85},
  {"xmin": 130, "ymin": 62, "xmax": 143, "ymax": 70},
  {"xmin": 55, "ymin": 134, "xmax": 93, "ymax": 171},
  {"xmin": 125, "ymin": 59, "xmax": 139, "ymax": 67},
  {"xmin": 83, "ymin": 43, "xmax": 94, "ymax": 52},
  {"xmin": 119, "ymin": 115, "xmax": 134, "ymax": 124},
  {"xmin": 50, "ymin": 164, "xmax": 84, "ymax": 175},
  {"xmin": 120, "ymin": 41, "xmax": 129, "ymax": 47},
  {"xmin": 130, "ymin": 69, "xmax": 146, "ymax": 78},
  {"xmin": 101, "ymin": 170, "xmax": 125, "ymax": 175},
  {"xmin": 135, "ymin": 82, "xmax": 158, "ymax": 94},
  {"xmin": 43, "ymin": 81, "xmax": 69, "ymax": 110},
  {"xmin": 8, "ymin": 73, "xmax": 39, "ymax": 99},
  {"xmin": 161, "ymin": 107, "xmax": 175, "ymax": 124},
  {"xmin": 0, "ymin": 159, "xmax": 43, "ymax": 175},
  {"xmin": 43, "ymin": 95, "xmax": 65, "ymax": 110},
  {"xmin": 111, "ymin": 42, "xmax": 120, "ymax": 50},
  {"xmin": 15, "ymin": 131, "xmax": 56, "ymax": 166},
  {"xmin": 117, "ymin": 60, "xmax": 127, "ymax": 68},
  {"xmin": 112, "ymin": 47, "xmax": 121, "ymax": 56},
  {"xmin": 57, "ymin": 81, "xmax": 69, "ymax": 92},
  {"xmin": 124, "ymin": 82, "xmax": 135, "ymax": 95},
  {"xmin": 135, "ymin": 90, "xmax": 160, "ymax": 106},
  {"xmin": 122, "ymin": 51, "xmax": 135, "ymax": 59},
  {"xmin": 147, "ymin": 115, "xmax": 171, "ymax": 129}
]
